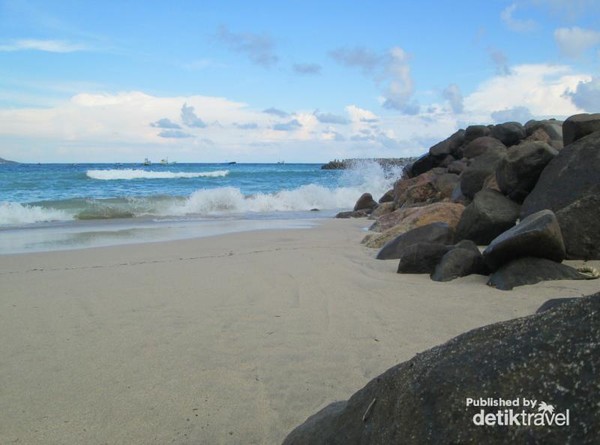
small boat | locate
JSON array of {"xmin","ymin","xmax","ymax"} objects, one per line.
[
  {"xmin": 277, "ymin": 161, "xmax": 285, "ymax": 165},
  {"xmin": 143, "ymin": 158, "xmax": 151, "ymax": 166},
  {"xmin": 160, "ymin": 158, "xmax": 169, "ymax": 165},
  {"xmin": 226, "ymin": 161, "xmax": 237, "ymax": 165}
]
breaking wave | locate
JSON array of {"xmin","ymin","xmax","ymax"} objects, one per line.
[
  {"xmin": 86, "ymin": 169, "xmax": 229, "ymax": 180},
  {"xmin": 0, "ymin": 202, "xmax": 73, "ymax": 225}
]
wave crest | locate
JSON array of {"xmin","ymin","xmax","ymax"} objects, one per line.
[
  {"xmin": 86, "ymin": 169, "xmax": 229, "ymax": 180},
  {"xmin": 0, "ymin": 202, "xmax": 72, "ymax": 225}
]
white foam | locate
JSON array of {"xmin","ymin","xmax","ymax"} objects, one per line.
[
  {"xmin": 0, "ymin": 202, "xmax": 73, "ymax": 225},
  {"xmin": 86, "ymin": 169, "xmax": 229, "ymax": 180},
  {"xmin": 171, "ymin": 161, "xmax": 399, "ymax": 216}
]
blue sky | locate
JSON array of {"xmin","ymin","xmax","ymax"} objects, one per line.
[{"xmin": 1, "ymin": 0, "xmax": 599, "ymax": 163}]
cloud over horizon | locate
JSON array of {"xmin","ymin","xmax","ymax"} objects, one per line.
[{"xmin": 216, "ymin": 25, "xmax": 278, "ymax": 68}]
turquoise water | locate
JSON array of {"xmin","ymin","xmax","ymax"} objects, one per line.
[{"xmin": 0, "ymin": 161, "xmax": 407, "ymax": 253}]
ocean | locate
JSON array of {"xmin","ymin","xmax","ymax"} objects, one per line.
[{"xmin": 0, "ymin": 161, "xmax": 408, "ymax": 254}]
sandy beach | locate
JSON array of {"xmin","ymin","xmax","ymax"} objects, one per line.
[{"xmin": 1, "ymin": 218, "xmax": 598, "ymax": 445}]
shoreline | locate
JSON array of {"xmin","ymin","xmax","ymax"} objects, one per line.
[{"xmin": 1, "ymin": 218, "xmax": 599, "ymax": 444}]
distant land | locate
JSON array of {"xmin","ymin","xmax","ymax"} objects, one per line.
[
  {"xmin": 0, "ymin": 157, "xmax": 18, "ymax": 164},
  {"xmin": 321, "ymin": 157, "xmax": 416, "ymax": 170}
]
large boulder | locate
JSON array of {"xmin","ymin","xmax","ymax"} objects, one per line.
[
  {"xmin": 354, "ymin": 193, "xmax": 378, "ymax": 212},
  {"xmin": 376, "ymin": 222, "xmax": 454, "ymax": 260},
  {"xmin": 463, "ymin": 124, "xmax": 491, "ymax": 145},
  {"xmin": 482, "ymin": 209, "xmax": 566, "ymax": 270},
  {"xmin": 562, "ymin": 113, "xmax": 600, "ymax": 146},
  {"xmin": 487, "ymin": 257, "xmax": 586, "ymax": 290},
  {"xmin": 429, "ymin": 129, "xmax": 465, "ymax": 158},
  {"xmin": 462, "ymin": 136, "xmax": 506, "ymax": 159},
  {"xmin": 284, "ymin": 294, "xmax": 600, "ymax": 445},
  {"xmin": 521, "ymin": 130, "xmax": 600, "ymax": 259},
  {"xmin": 364, "ymin": 203, "xmax": 464, "ymax": 249},
  {"xmin": 491, "ymin": 121, "xmax": 526, "ymax": 147},
  {"xmin": 525, "ymin": 119, "xmax": 563, "ymax": 149},
  {"xmin": 408, "ymin": 153, "xmax": 438, "ymax": 177},
  {"xmin": 555, "ymin": 195, "xmax": 600, "ymax": 260},
  {"xmin": 495, "ymin": 141, "xmax": 558, "ymax": 202},
  {"xmin": 393, "ymin": 171, "xmax": 436, "ymax": 207},
  {"xmin": 431, "ymin": 246, "xmax": 487, "ymax": 282},
  {"xmin": 455, "ymin": 189, "xmax": 520, "ymax": 245},
  {"xmin": 460, "ymin": 148, "xmax": 507, "ymax": 199},
  {"xmin": 396, "ymin": 243, "xmax": 452, "ymax": 274}
]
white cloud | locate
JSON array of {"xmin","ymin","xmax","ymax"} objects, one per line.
[
  {"xmin": 501, "ymin": 4, "xmax": 538, "ymax": 32},
  {"xmin": 554, "ymin": 27, "xmax": 600, "ymax": 58},
  {"xmin": 0, "ymin": 39, "xmax": 86, "ymax": 53},
  {"xmin": 566, "ymin": 77, "xmax": 600, "ymax": 111},
  {"xmin": 463, "ymin": 64, "xmax": 587, "ymax": 122},
  {"xmin": 442, "ymin": 84, "xmax": 464, "ymax": 114}
]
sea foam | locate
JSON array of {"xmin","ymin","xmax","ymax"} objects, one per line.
[
  {"xmin": 86, "ymin": 169, "xmax": 229, "ymax": 180},
  {"xmin": 0, "ymin": 202, "xmax": 72, "ymax": 225}
]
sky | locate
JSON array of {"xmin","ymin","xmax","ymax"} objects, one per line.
[{"xmin": 0, "ymin": 0, "xmax": 599, "ymax": 163}]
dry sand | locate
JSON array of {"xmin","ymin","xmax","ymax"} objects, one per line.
[{"xmin": 1, "ymin": 218, "xmax": 598, "ymax": 444}]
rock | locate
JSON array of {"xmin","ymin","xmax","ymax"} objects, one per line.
[
  {"xmin": 431, "ymin": 247, "xmax": 488, "ymax": 282},
  {"xmin": 490, "ymin": 121, "xmax": 526, "ymax": 146},
  {"xmin": 397, "ymin": 243, "xmax": 452, "ymax": 274},
  {"xmin": 447, "ymin": 159, "xmax": 467, "ymax": 174},
  {"xmin": 428, "ymin": 129, "xmax": 465, "ymax": 158},
  {"xmin": 378, "ymin": 189, "xmax": 394, "ymax": 203},
  {"xmin": 369, "ymin": 207, "xmax": 421, "ymax": 233},
  {"xmin": 462, "ymin": 136, "xmax": 506, "ymax": 159},
  {"xmin": 408, "ymin": 153, "xmax": 438, "ymax": 177},
  {"xmin": 495, "ymin": 141, "xmax": 558, "ymax": 203},
  {"xmin": 521, "ymin": 130, "xmax": 600, "ymax": 259},
  {"xmin": 370, "ymin": 202, "xmax": 395, "ymax": 218},
  {"xmin": 562, "ymin": 113, "xmax": 600, "ymax": 146},
  {"xmin": 463, "ymin": 124, "xmax": 491, "ymax": 145},
  {"xmin": 284, "ymin": 293, "xmax": 600, "ymax": 445},
  {"xmin": 536, "ymin": 297, "xmax": 577, "ymax": 314},
  {"xmin": 482, "ymin": 209, "xmax": 566, "ymax": 270},
  {"xmin": 432, "ymin": 173, "xmax": 460, "ymax": 199},
  {"xmin": 354, "ymin": 193, "xmax": 378, "ymax": 212},
  {"xmin": 402, "ymin": 181, "xmax": 440, "ymax": 207},
  {"xmin": 487, "ymin": 257, "xmax": 585, "ymax": 290},
  {"xmin": 393, "ymin": 171, "xmax": 436, "ymax": 208},
  {"xmin": 376, "ymin": 222, "xmax": 454, "ymax": 260},
  {"xmin": 460, "ymin": 148, "xmax": 507, "ymax": 199},
  {"xmin": 525, "ymin": 118, "xmax": 563, "ymax": 141},
  {"xmin": 555, "ymin": 195, "xmax": 600, "ymax": 260},
  {"xmin": 335, "ymin": 210, "xmax": 370, "ymax": 219},
  {"xmin": 365, "ymin": 203, "xmax": 464, "ymax": 249},
  {"xmin": 455, "ymin": 189, "xmax": 521, "ymax": 245}
]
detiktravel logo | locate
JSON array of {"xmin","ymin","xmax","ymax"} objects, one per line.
[{"xmin": 466, "ymin": 397, "xmax": 570, "ymax": 427}]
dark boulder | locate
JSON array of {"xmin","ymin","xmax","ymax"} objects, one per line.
[
  {"xmin": 525, "ymin": 119, "xmax": 563, "ymax": 141},
  {"xmin": 482, "ymin": 209, "xmax": 565, "ymax": 270},
  {"xmin": 354, "ymin": 193, "xmax": 378, "ymax": 212},
  {"xmin": 431, "ymin": 247, "xmax": 487, "ymax": 282},
  {"xmin": 378, "ymin": 189, "xmax": 394, "ymax": 203},
  {"xmin": 490, "ymin": 121, "xmax": 526, "ymax": 147},
  {"xmin": 408, "ymin": 153, "xmax": 437, "ymax": 177},
  {"xmin": 460, "ymin": 148, "xmax": 507, "ymax": 199},
  {"xmin": 463, "ymin": 124, "xmax": 491, "ymax": 145},
  {"xmin": 397, "ymin": 243, "xmax": 451, "ymax": 274},
  {"xmin": 521, "ymin": 130, "xmax": 600, "ymax": 259},
  {"xmin": 447, "ymin": 159, "xmax": 467, "ymax": 174},
  {"xmin": 495, "ymin": 141, "xmax": 558, "ymax": 203},
  {"xmin": 562, "ymin": 113, "xmax": 600, "ymax": 146},
  {"xmin": 462, "ymin": 136, "xmax": 506, "ymax": 159},
  {"xmin": 536, "ymin": 297, "xmax": 577, "ymax": 314},
  {"xmin": 284, "ymin": 294, "xmax": 600, "ymax": 445},
  {"xmin": 376, "ymin": 222, "xmax": 454, "ymax": 260},
  {"xmin": 432, "ymin": 173, "xmax": 460, "ymax": 199},
  {"xmin": 455, "ymin": 188, "xmax": 520, "ymax": 245},
  {"xmin": 335, "ymin": 210, "xmax": 370, "ymax": 219},
  {"xmin": 428, "ymin": 129, "xmax": 465, "ymax": 158},
  {"xmin": 556, "ymin": 195, "xmax": 600, "ymax": 260},
  {"xmin": 487, "ymin": 257, "xmax": 585, "ymax": 290}
]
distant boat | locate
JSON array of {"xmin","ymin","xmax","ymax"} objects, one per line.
[
  {"xmin": 143, "ymin": 158, "xmax": 151, "ymax": 166},
  {"xmin": 160, "ymin": 158, "xmax": 169, "ymax": 165},
  {"xmin": 226, "ymin": 161, "xmax": 237, "ymax": 165},
  {"xmin": 277, "ymin": 161, "xmax": 285, "ymax": 164}
]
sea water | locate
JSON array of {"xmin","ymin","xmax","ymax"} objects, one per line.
[{"xmin": 0, "ymin": 161, "xmax": 409, "ymax": 253}]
